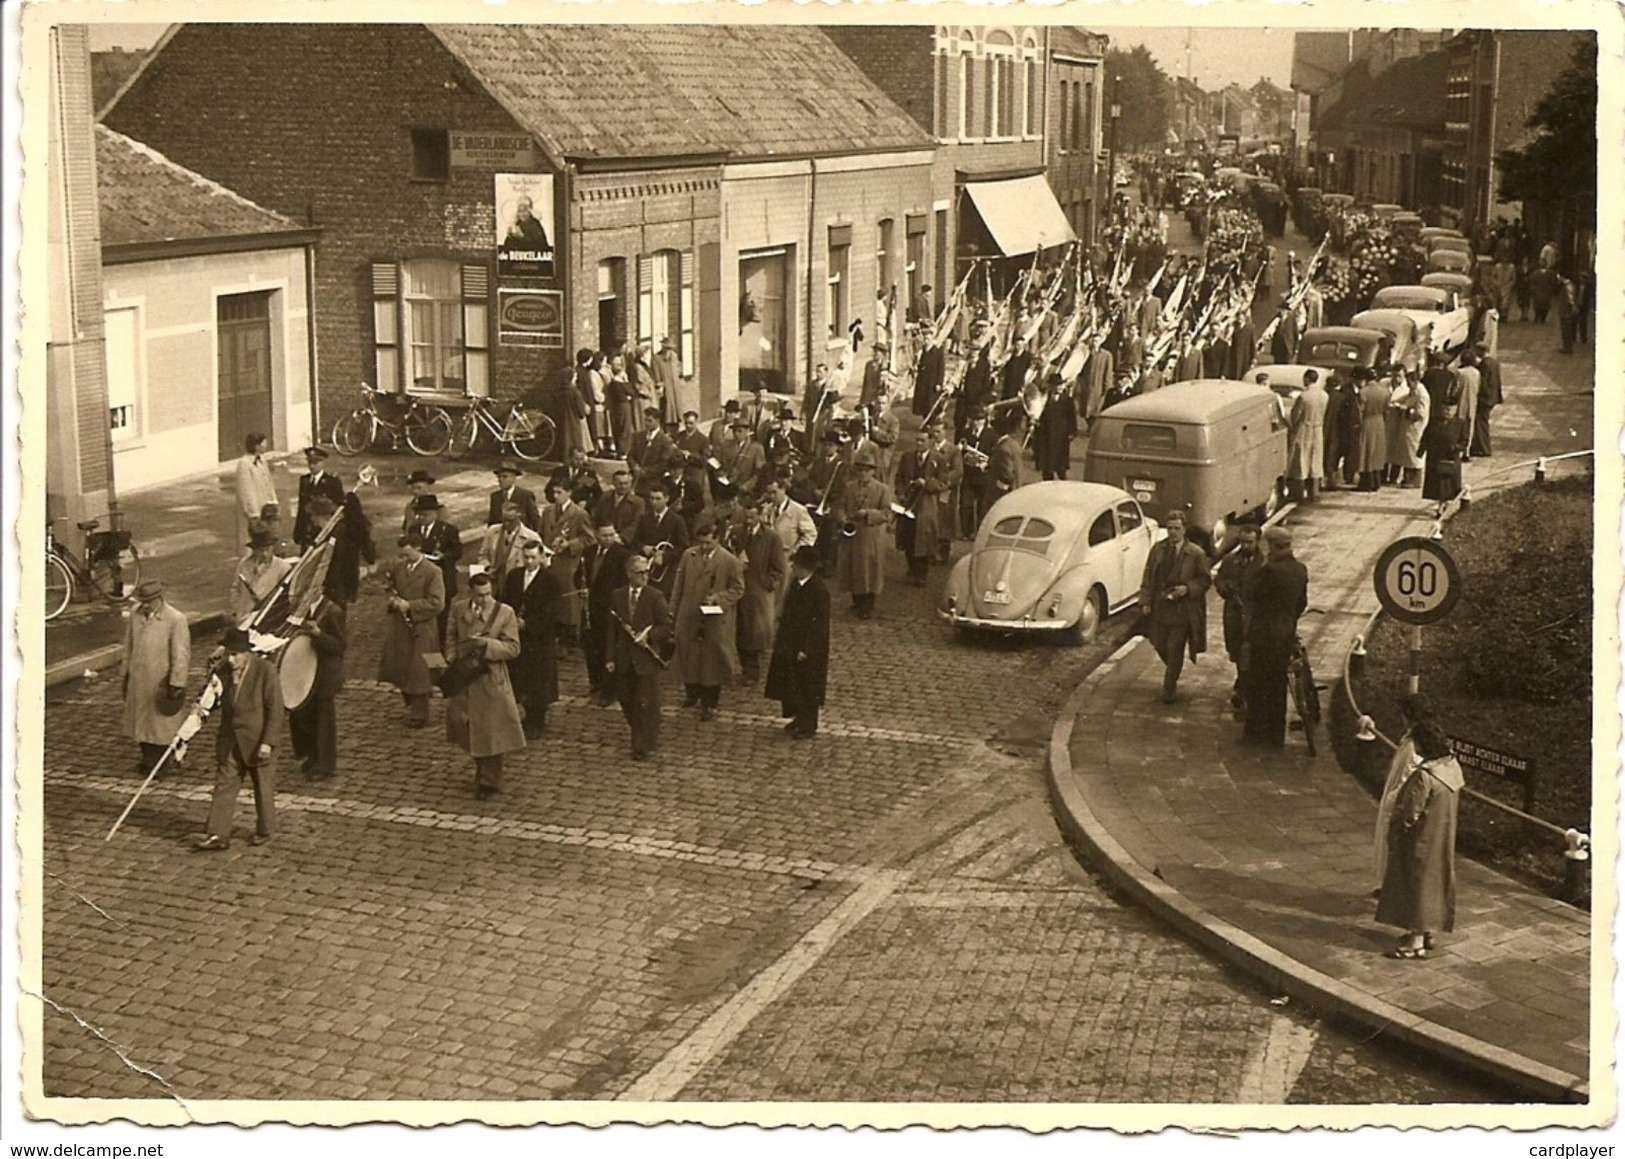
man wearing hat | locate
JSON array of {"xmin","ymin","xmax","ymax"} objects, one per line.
[
  {"xmin": 766, "ymin": 545, "xmax": 831, "ymax": 740},
  {"xmin": 294, "ymin": 446, "xmax": 345, "ymax": 550},
  {"xmin": 958, "ymin": 405, "xmax": 998, "ymax": 538},
  {"xmin": 444, "ymin": 571, "xmax": 526, "ymax": 799},
  {"xmin": 230, "ymin": 528, "xmax": 295, "ymax": 624},
  {"xmin": 313, "ymin": 492, "xmax": 376, "ymax": 607},
  {"xmin": 835, "ymin": 447, "xmax": 892, "ymax": 619},
  {"xmin": 379, "ymin": 532, "xmax": 445, "ymax": 728},
  {"xmin": 737, "ymin": 499, "xmax": 788, "ymax": 685},
  {"xmin": 289, "ymin": 589, "xmax": 347, "ymax": 781},
  {"xmin": 669, "ymin": 518, "xmax": 745, "ymax": 721},
  {"xmin": 895, "ymin": 417, "xmax": 961, "ymax": 584},
  {"xmin": 403, "ymin": 469, "xmax": 437, "ymax": 534},
  {"xmin": 709, "ymin": 399, "xmax": 743, "ymax": 460},
  {"xmin": 859, "ymin": 341, "xmax": 890, "ymax": 410},
  {"xmin": 718, "ymin": 416, "xmax": 765, "ymax": 500},
  {"xmin": 413, "ymin": 494, "xmax": 463, "ymax": 644},
  {"xmin": 806, "ymin": 432, "xmax": 848, "ymax": 575},
  {"xmin": 194, "ymin": 626, "xmax": 282, "ymax": 851},
  {"xmin": 121, "ymin": 579, "xmax": 191, "ymax": 779},
  {"xmin": 487, "ymin": 460, "xmax": 541, "ymax": 533},
  {"xmin": 761, "ymin": 408, "xmax": 798, "ymax": 480},
  {"xmin": 654, "ymin": 335, "xmax": 683, "ymax": 425}
]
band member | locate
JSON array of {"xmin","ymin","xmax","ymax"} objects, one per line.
[
  {"xmin": 317, "ymin": 492, "xmax": 377, "ymax": 606},
  {"xmin": 538, "ymin": 477, "xmax": 594, "ymax": 646},
  {"xmin": 606, "ymin": 554, "xmax": 674, "ymax": 760},
  {"xmin": 761, "ymin": 409, "xmax": 799, "ymax": 481},
  {"xmin": 709, "ymin": 400, "xmax": 743, "ymax": 457},
  {"xmin": 999, "ymin": 335, "xmax": 1034, "ymax": 404},
  {"xmin": 193, "ymin": 627, "xmax": 282, "ymax": 852},
  {"xmin": 581, "ymin": 523, "xmax": 631, "ymax": 706},
  {"xmin": 1138, "ymin": 510, "xmax": 1210, "ymax": 704},
  {"xmin": 628, "ymin": 406, "xmax": 679, "ymax": 497},
  {"xmin": 673, "ymin": 411, "xmax": 713, "ymax": 526},
  {"xmin": 121, "ymin": 579, "xmax": 190, "ymax": 779},
  {"xmin": 231, "ymin": 528, "xmax": 294, "ymax": 624},
  {"xmin": 670, "ymin": 519, "xmax": 745, "ymax": 721},
  {"xmin": 956, "ymin": 343, "xmax": 995, "ymax": 442},
  {"xmin": 766, "ymin": 545, "xmax": 831, "ymax": 740},
  {"xmin": 591, "ymin": 469, "xmax": 647, "ymax": 548},
  {"xmin": 719, "ymin": 417, "xmax": 766, "ymax": 499},
  {"xmin": 863, "ymin": 401, "xmax": 900, "ymax": 479},
  {"xmin": 764, "ymin": 476, "xmax": 818, "ymax": 557},
  {"xmin": 957, "ymin": 406, "xmax": 998, "ymax": 538},
  {"xmin": 412, "ymin": 494, "xmax": 463, "ymax": 644},
  {"xmin": 289, "ymin": 591, "xmax": 346, "ymax": 780},
  {"xmin": 738, "ymin": 500, "xmax": 788, "ymax": 684},
  {"xmin": 403, "ymin": 469, "xmax": 437, "ymax": 533},
  {"xmin": 478, "ymin": 499, "xmax": 542, "ymax": 592},
  {"xmin": 835, "ymin": 448, "xmax": 891, "ymax": 619},
  {"xmin": 912, "ymin": 340, "xmax": 947, "ymax": 420},
  {"xmin": 703, "ymin": 484, "xmax": 753, "ymax": 557},
  {"xmin": 445, "ymin": 572, "xmax": 526, "ymax": 799},
  {"xmin": 859, "ymin": 341, "xmax": 890, "ymax": 409},
  {"xmin": 895, "ymin": 418, "xmax": 962, "ymax": 583},
  {"xmin": 807, "ymin": 433, "xmax": 848, "ymax": 575},
  {"xmin": 378, "ymin": 532, "xmax": 445, "ymax": 728},
  {"xmin": 487, "ymin": 460, "xmax": 541, "ymax": 532},
  {"xmin": 294, "ymin": 446, "xmax": 345, "ymax": 550},
  {"xmin": 631, "ymin": 481, "xmax": 690, "ymax": 597}
]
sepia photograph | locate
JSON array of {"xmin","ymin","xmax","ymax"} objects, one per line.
[{"xmin": 6, "ymin": 0, "xmax": 1619, "ymax": 1144}]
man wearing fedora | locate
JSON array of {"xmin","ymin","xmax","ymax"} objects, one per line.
[
  {"xmin": 487, "ymin": 460, "xmax": 541, "ymax": 533},
  {"xmin": 379, "ymin": 532, "xmax": 445, "ymax": 728},
  {"xmin": 403, "ymin": 469, "xmax": 437, "ymax": 534},
  {"xmin": 766, "ymin": 545, "xmax": 831, "ymax": 739},
  {"xmin": 412, "ymin": 494, "xmax": 463, "ymax": 645},
  {"xmin": 230, "ymin": 528, "xmax": 295, "ymax": 624},
  {"xmin": 294, "ymin": 446, "xmax": 345, "ymax": 550},
  {"xmin": 835, "ymin": 448, "xmax": 891, "ymax": 619},
  {"xmin": 122, "ymin": 579, "xmax": 191, "ymax": 779},
  {"xmin": 194, "ymin": 627, "xmax": 282, "ymax": 851},
  {"xmin": 653, "ymin": 336, "xmax": 683, "ymax": 425}
]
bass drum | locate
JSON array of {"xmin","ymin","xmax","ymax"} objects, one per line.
[{"xmin": 278, "ymin": 634, "xmax": 319, "ymax": 711}]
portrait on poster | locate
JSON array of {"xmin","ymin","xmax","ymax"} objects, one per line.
[{"xmin": 495, "ymin": 172, "xmax": 555, "ymax": 278}]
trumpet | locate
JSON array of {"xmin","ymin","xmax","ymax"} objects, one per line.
[{"xmin": 958, "ymin": 442, "xmax": 991, "ymax": 471}]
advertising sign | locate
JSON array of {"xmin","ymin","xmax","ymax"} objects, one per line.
[
  {"xmin": 495, "ymin": 172, "xmax": 555, "ymax": 278},
  {"xmin": 451, "ymin": 131, "xmax": 539, "ymax": 170},
  {"xmin": 498, "ymin": 289, "xmax": 564, "ymax": 349}
]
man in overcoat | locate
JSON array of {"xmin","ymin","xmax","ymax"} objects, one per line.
[
  {"xmin": 766, "ymin": 545, "xmax": 831, "ymax": 740},
  {"xmin": 1212, "ymin": 521, "xmax": 1263, "ymax": 712},
  {"xmin": 895, "ymin": 418, "xmax": 962, "ymax": 584},
  {"xmin": 1032, "ymin": 379, "xmax": 1079, "ymax": 481},
  {"xmin": 478, "ymin": 499, "xmax": 542, "ymax": 593},
  {"xmin": 581, "ymin": 523, "xmax": 631, "ymax": 706},
  {"xmin": 1137, "ymin": 510, "xmax": 1210, "ymax": 703},
  {"xmin": 122, "ymin": 579, "xmax": 191, "ymax": 778},
  {"xmin": 412, "ymin": 494, "xmax": 462, "ymax": 644},
  {"xmin": 539, "ymin": 477, "xmax": 594, "ymax": 645},
  {"xmin": 288, "ymin": 591, "xmax": 346, "ymax": 781},
  {"xmin": 502, "ymin": 540, "xmax": 562, "ymax": 737},
  {"xmin": 738, "ymin": 501, "xmax": 788, "ymax": 684},
  {"xmin": 194, "ymin": 627, "xmax": 282, "ymax": 851},
  {"xmin": 1242, "ymin": 524, "xmax": 1309, "ymax": 747},
  {"xmin": 444, "ymin": 572, "xmax": 526, "ymax": 798},
  {"xmin": 231, "ymin": 528, "xmax": 295, "ymax": 624},
  {"xmin": 836, "ymin": 449, "xmax": 891, "ymax": 620},
  {"xmin": 607, "ymin": 555, "xmax": 674, "ymax": 760},
  {"xmin": 670, "ymin": 519, "xmax": 746, "ymax": 720},
  {"xmin": 378, "ymin": 533, "xmax": 445, "ymax": 728},
  {"xmin": 1286, "ymin": 368, "xmax": 1327, "ymax": 501}
]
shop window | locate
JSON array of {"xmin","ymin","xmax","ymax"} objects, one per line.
[
  {"xmin": 410, "ymin": 129, "xmax": 450, "ymax": 181},
  {"xmin": 637, "ymin": 249, "xmax": 695, "ymax": 376},
  {"xmin": 371, "ymin": 259, "xmax": 490, "ymax": 396}
]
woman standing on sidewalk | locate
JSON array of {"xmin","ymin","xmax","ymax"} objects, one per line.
[{"xmin": 1376, "ymin": 719, "xmax": 1464, "ymax": 959}]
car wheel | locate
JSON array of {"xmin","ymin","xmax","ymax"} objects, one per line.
[{"xmin": 1070, "ymin": 588, "xmax": 1104, "ymax": 647}]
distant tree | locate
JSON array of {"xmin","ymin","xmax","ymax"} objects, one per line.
[
  {"xmin": 1497, "ymin": 38, "xmax": 1596, "ymax": 213},
  {"xmin": 92, "ymin": 49, "xmax": 147, "ymax": 113},
  {"xmin": 1104, "ymin": 46, "xmax": 1173, "ymax": 153}
]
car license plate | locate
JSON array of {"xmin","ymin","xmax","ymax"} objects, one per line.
[
  {"xmin": 1131, "ymin": 478, "xmax": 1158, "ymax": 492},
  {"xmin": 983, "ymin": 591, "xmax": 1011, "ymax": 605}
]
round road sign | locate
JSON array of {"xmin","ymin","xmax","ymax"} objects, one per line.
[{"xmin": 1373, "ymin": 536, "xmax": 1462, "ymax": 625}]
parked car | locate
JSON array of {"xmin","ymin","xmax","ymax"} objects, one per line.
[
  {"xmin": 1083, "ymin": 379, "xmax": 1289, "ymax": 553},
  {"xmin": 1426, "ymin": 248, "xmax": 1474, "ymax": 275},
  {"xmin": 1295, "ymin": 325, "xmax": 1390, "ymax": 374},
  {"xmin": 1421, "ymin": 271, "xmax": 1475, "ymax": 302},
  {"xmin": 1426, "ymin": 235, "xmax": 1474, "ymax": 256},
  {"xmin": 1350, "ymin": 308, "xmax": 1427, "ymax": 373},
  {"xmin": 1369, "ymin": 284, "xmax": 1473, "ymax": 354},
  {"xmin": 1390, "ymin": 212, "xmax": 1425, "ymax": 241},
  {"xmin": 1419, "ymin": 227, "xmax": 1466, "ymax": 247},
  {"xmin": 1370, "ymin": 203, "xmax": 1405, "ymax": 222},
  {"xmin": 939, "ymin": 482, "xmax": 1162, "ymax": 645}
]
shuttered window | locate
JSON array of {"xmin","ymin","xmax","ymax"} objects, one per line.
[
  {"xmin": 371, "ymin": 259, "xmax": 492, "ymax": 397},
  {"xmin": 636, "ymin": 248, "xmax": 695, "ymax": 376}
]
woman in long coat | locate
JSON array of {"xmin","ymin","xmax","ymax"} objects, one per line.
[
  {"xmin": 1356, "ymin": 372, "xmax": 1393, "ymax": 491},
  {"xmin": 1375, "ymin": 720, "xmax": 1463, "ymax": 958},
  {"xmin": 443, "ymin": 573, "xmax": 526, "ymax": 798},
  {"xmin": 1392, "ymin": 377, "xmax": 1431, "ymax": 487},
  {"xmin": 1032, "ymin": 380, "xmax": 1079, "ymax": 481},
  {"xmin": 835, "ymin": 452, "xmax": 891, "ymax": 618},
  {"xmin": 670, "ymin": 522, "xmax": 746, "ymax": 717},
  {"xmin": 737, "ymin": 503, "xmax": 787, "ymax": 682}
]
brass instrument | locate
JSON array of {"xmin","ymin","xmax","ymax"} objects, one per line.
[
  {"xmin": 958, "ymin": 442, "xmax": 991, "ymax": 471},
  {"xmin": 813, "ymin": 459, "xmax": 846, "ymax": 518},
  {"xmin": 648, "ymin": 540, "xmax": 676, "ymax": 586}
]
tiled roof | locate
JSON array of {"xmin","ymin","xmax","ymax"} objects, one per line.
[
  {"xmin": 96, "ymin": 125, "xmax": 300, "ymax": 247},
  {"xmin": 430, "ymin": 25, "xmax": 932, "ymax": 161},
  {"xmin": 1318, "ymin": 50, "xmax": 1448, "ymax": 132}
]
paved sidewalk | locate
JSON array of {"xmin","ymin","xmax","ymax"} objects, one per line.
[{"xmin": 1048, "ymin": 326, "xmax": 1597, "ymax": 1101}]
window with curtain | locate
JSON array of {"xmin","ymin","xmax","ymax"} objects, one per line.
[
  {"xmin": 637, "ymin": 249, "xmax": 695, "ymax": 375},
  {"xmin": 827, "ymin": 229, "xmax": 850, "ymax": 340},
  {"xmin": 986, "ymin": 31, "xmax": 1014, "ymax": 138},
  {"xmin": 1023, "ymin": 43, "xmax": 1039, "ymax": 136},
  {"xmin": 876, "ymin": 218, "xmax": 895, "ymax": 303},
  {"xmin": 372, "ymin": 258, "xmax": 490, "ymax": 396}
]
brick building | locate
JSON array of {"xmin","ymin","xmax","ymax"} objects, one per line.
[
  {"xmin": 1046, "ymin": 29, "xmax": 1108, "ymax": 247},
  {"xmin": 1316, "ymin": 51, "xmax": 1449, "ymax": 215},
  {"xmin": 105, "ymin": 24, "xmax": 931, "ymax": 427},
  {"xmin": 823, "ymin": 25, "xmax": 1084, "ymax": 296}
]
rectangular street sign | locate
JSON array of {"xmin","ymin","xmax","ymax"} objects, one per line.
[{"xmin": 1449, "ymin": 737, "xmax": 1539, "ymax": 814}]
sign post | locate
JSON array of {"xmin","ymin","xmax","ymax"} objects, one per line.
[{"xmin": 1373, "ymin": 536, "xmax": 1462, "ymax": 695}]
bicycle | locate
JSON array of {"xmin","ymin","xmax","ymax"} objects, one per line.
[
  {"xmin": 1288, "ymin": 609, "xmax": 1325, "ymax": 756},
  {"xmin": 45, "ymin": 516, "xmax": 143, "ymax": 623},
  {"xmin": 445, "ymin": 395, "xmax": 556, "ymax": 463},
  {"xmin": 331, "ymin": 382, "xmax": 453, "ymax": 457}
]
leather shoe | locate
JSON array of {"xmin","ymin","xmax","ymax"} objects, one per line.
[
  {"xmin": 631, "ymin": 749, "xmax": 648, "ymax": 761},
  {"xmin": 192, "ymin": 834, "xmax": 229, "ymax": 852},
  {"xmin": 699, "ymin": 704, "xmax": 715, "ymax": 722},
  {"xmin": 250, "ymin": 832, "xmax": 272, "ymax": 847}
]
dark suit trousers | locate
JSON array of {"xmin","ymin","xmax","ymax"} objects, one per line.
[
  {"xmin": 619, "ymin": 671, "xmax": 662, "ymax": 754},
  {"xmin": 290, "ymin": 694, "xmax": 338, "ymax": 776},
  {"xmin": 782, "ymin": 698, "xmax": 820, "ymax": 736},
  {"xmin": 1148, "ymin": 619, "xmax": 1190, "ymax": 695},
  {"xmin": 583, "ymin": 614, "xmax": 608, "ymax": 690},
  {"xmin": 205, "ymin": 750, "xmax": 276, "ymax": 840},
  {"xmin": 1243, "ymin": 641, "xmax": 1291, "ymax": 746}
]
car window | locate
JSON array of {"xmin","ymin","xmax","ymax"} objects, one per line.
[
  {"xmin": 1115, "ymin": 502, "xmax": 1143, "ymax": 536},
  {"xmin": 992, "ymin": 515, "xmax": 1024, "ymax": 536},
  {"xmin": 1087, "ymin": 511, "xmax": 1115, "ymax": 546},
  {"xmin": 1121, "ymin": 423, "xmax": 1178, "ymax": 452},
  {"xmin": 1304, "ymin": 341, "xmax": 1364, "ymax": 365}
]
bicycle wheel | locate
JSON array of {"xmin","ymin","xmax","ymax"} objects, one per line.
[
  {"xmin": 1290, "ymin": 661, "xmax": 1318, "ymax": 757},
  {"xmin": 332, "ymin": 410, "xmax": 375, "ymax": 456},
  {"xmin": 446, "ymin": 409, "xmax": 480, "ymax": 460},
  {"xmin": 507, "ymin": 411, "xmax": 555, "ymax": 462},
  {"xmin": 87, "ymin": 542, "xmax": 142, "ymax": 605},
  {"xmin": 44, "ymin": 553, "xmax": 73, "ymax": 622},
  {"xmin": 405, "ymin": 406, "xmax": 453, "ymax": 456}
]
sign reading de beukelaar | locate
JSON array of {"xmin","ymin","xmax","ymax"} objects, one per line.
[{"xmin": 495, "ymin": 172, "xmax": 555, "ymax": 279}]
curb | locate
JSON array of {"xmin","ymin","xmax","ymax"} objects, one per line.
[{"xmin": 1045, "ymin": 636, "xmax": 1589, "ymax": 1104}]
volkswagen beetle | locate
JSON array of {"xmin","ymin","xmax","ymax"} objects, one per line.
[{"xmin": 939, "ymin": 481, "xmax": 1163, "ymax": 645}]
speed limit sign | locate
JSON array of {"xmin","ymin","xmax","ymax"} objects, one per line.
[{"xmin": 1373, "ymin": 537, "xmax": 1462, "ymax": 625}]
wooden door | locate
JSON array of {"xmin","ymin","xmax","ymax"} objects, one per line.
[{"xmin": 217, "ymin": 292, "xmax": 274, "ymax": 462}]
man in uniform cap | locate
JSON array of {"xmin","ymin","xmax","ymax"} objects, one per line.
[
  {"xmin": 193, "ymin": 626, "xmax": 282, "ymax": 851},
  {"xmin": 121, "ymin": 579, "xmax": 190, "ymax": 779},
  {"xmin": 487, "ymin": 460, "xmax": 541, "ymax": 532},
  {"xmin": 295, "ymin": 446, "xmax": 345, "ymax": 549}
]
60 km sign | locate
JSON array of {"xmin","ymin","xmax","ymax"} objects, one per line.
[{"xmin": 1374, "ymin": 537, "xmax": 1462, "ymax": 625}]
